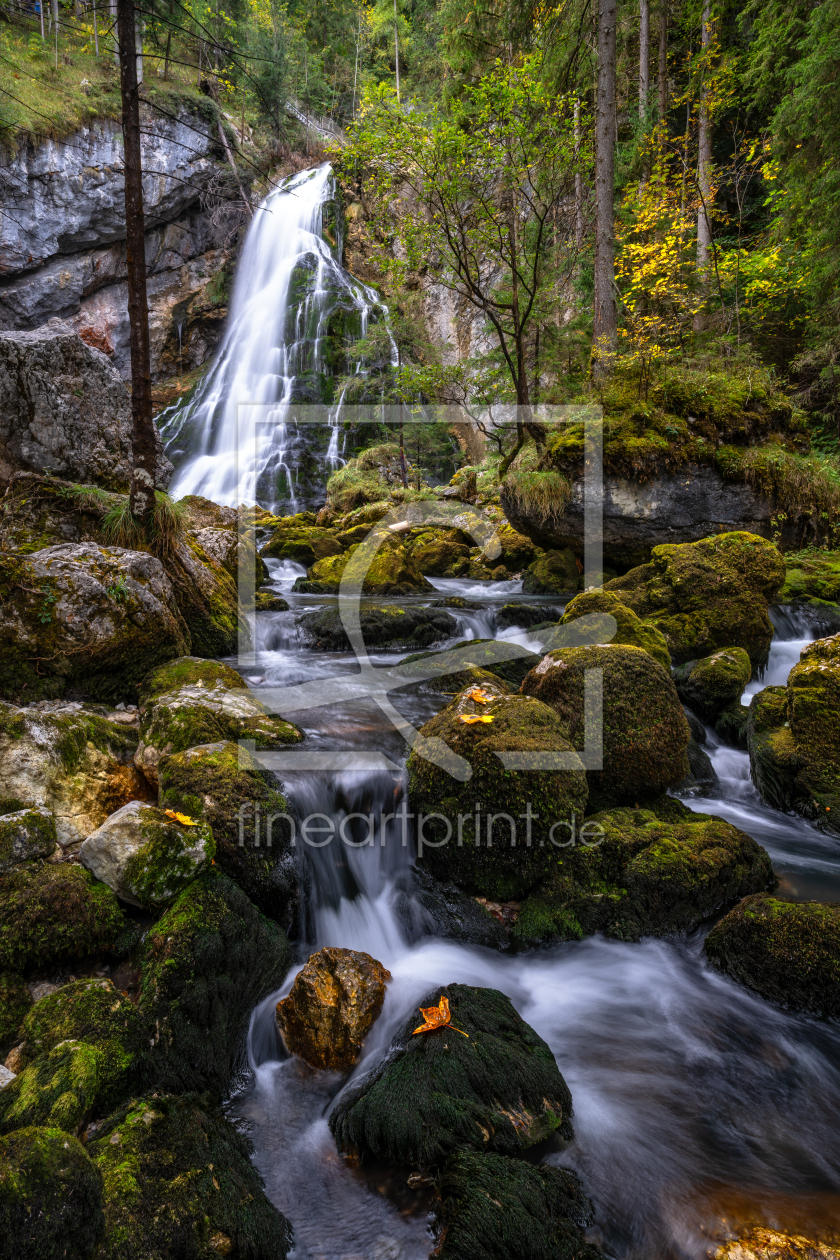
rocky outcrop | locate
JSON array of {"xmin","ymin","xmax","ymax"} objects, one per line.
[
  {"xmin": 0, "ymin": 807, "xmax": 57, "ymax": 872},
  {"xmin": 275, "ymin": 946, "xmax": 391, "ymax": 1071},
  {"xmin": 673, "ymin": 647, "xmax": 752, "ymax": 720},
  {"xmin": 0, "ymin": 1126, "xmax": 105, "ymax": 1257},
  {"xmin": 0, "ymin": 324, "xmax": 171, "ymax": 490}
]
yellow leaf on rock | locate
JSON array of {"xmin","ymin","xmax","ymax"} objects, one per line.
[
  {"xmin": 412, "ymin": 995, "xmax": 469, "ymax": 1037},
  {"xmin": 164, "ymin": 809, "xmax": 200, "ymax": 827},
  {"xmin": 457, "ymin": 714, "xmax": 495, "ymax": 725}
]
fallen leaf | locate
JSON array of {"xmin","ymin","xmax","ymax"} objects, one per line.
[
  {"xmin": 164, "ymin": 810, "xmax": 200, "ymax": 827},
  {"xmin": 465, "ymin": 687, "xmax": 492, "ymax": 704},
  {"xmin": 457, "ymin": 714, "xmax": 495, "ymax": 725},
  {"xmin": 412, "ymin": 995, "xmax": 469, "ymax": 1038}
]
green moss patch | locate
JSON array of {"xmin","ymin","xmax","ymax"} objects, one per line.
[
  {"xmin": 560, "ymin": 589, "xmax": 671, "ymax": 669},
  {"xmin": 522, "ymin": 549, "xmax": 580, "ymax": 595},
  {"xmin": 0, "ymin": 864, "xmax": 126, "ymax": 973},
  {"xmin": 0, "ymin": 973, "xmax": 31, "ymax": 1049},
  {"xmin": 0, "ymin": 1127, "xmax": 104, "ymax": 1260},
  {"xmin": 673, "ymin": 647, "xmax": 753, "ymax": 721}
]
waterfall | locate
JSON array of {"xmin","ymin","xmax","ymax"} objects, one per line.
[{"xmin": 161, "ymin": 163, "xmax": 389, "ymax": 511}]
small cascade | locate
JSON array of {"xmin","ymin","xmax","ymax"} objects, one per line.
[{"xmin": 161, "ymin": 163, "xmax": 390, "ymax": 511}]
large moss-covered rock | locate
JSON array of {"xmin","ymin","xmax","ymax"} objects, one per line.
[
  {"xmin": 520, "ymin": 644, "xmax": 690, "ymax": 810},
  {"xmin": 397, "ymin": 639, "xmax": 541, "ymax": 692},
  {"xmin": 779, "ymin": 549, "xmax": 840, "ymax": 604},
  {"xmin": 138, "ymin": 870, "xmax": 291, "ymax": 1095},
  {"xmin": 157, "ymin": 741, "xmax": 298, "ymax": 926},
  {"xmin": 276, "ymin": 946, "xmax": 391, "ymax": 1071},
  {"xmin": 673, "ymin": 646, "xmax": 753, "ymax": 721},
  {"xmin": 513, "ymin": 800, "xmax": 772, "ymax": 947},
  {"xmin": 80, "ymin": 801, "xmax": 215, "ymax": 910},
  {"xmin": 0, "ymin": 544, "xmax": 190, "ymax": 703},
  {"xmin": 330, "ymin": 984, "xmax": 573, "ymax": 1168},
  {"xmin": 135, "ymin": 656, "xmax": 302, "ymax": 786},
  {"xmin": 0, "ymin": 979, "xmax": 147, "ymax": 1135},
  {"xmin": 295, "ymin": 534, "xmax": 434, "ymax": 595},
  {"xmin": 605, "ymin": 532, "xmax": 785, "ymax": 666},
  {"xmin": 409, "ymin": 528, "xmax": 471, "ymax": 576},
  {"xmin": 0, "ymin": 807, "xmax": 57, "ymax": 871},
  {"xmin": 0, "ymin": 864, "xmax": 126, "ymax": 973},
  {"xmin": 522, "ymin": 548, "xmax": 580, "ymax": 595},
  {"xmin": 0, "ymin": 1127, "xmax": 104, "ymax": 1260},
  {"xmin": 0, "ymin": 972, "xmax": 31, "ymax": 1047},
  {"xmin": 263, "ymin": 518, "xmax": 345, "ymax": 566},
  {"xmin": 192, "ymin": 524, "xmax": 270, "ymax": 587},
  {"xmin": 560, "ymin": 589, "xmax": 671, "ymax": 669},
  {"xmin": 89, "ymin": 1094, "xmax": 292, "ymax": 1260},
  {"xmin": 407, "ymin": 688, "xmax": 588, "ymax": 900},
  {"xmin": 167, "ymin": 535, "xmax": 252, "ymax": 658},
  {"xmin": 298, "ymin": 604, "xmax": 456, "ymax": 652},
  {"xmin": 433, "ymin": 1150, "xmax": 602, "ymax": 1260},
  {"xmin": 488, "ymin": 523, "xmax": 538, "ymax": 571},
  {"xmin": 0, "ymin": 701, "xmax": 150, "ymax": 851},
  {"xmin": 705, "ymin": 894, "xmax": 840, "ymax": 1015}
]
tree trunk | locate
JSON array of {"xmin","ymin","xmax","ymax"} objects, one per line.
[
  {"xmin": 116, "ymin": 0, "xmax": 157, "ymax": 527},
  {"xmin": 393, "ymin": 0, "xmax": 400, "ymax": 103},
  {"xmin": 658, "ymin": 1, "xmax": 668, "ymax": 124},
  {"xmin": 594, "ymin": 0, "xmax": 618, "ymax": 361},
  {"xmin": 639, "ymin": 0, "xmax": 649, "ymax": 119},
  {"xmin": 694, "ymin": 0, "xmax": 713, "ymax": 331}
]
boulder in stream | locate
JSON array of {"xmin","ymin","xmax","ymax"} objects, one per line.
[
  {"xmin": 0, "ymin": 1126, "xmax": 105, "ymax": 1260},
  {"xmin": 704, "ymin": 894, "xmax": 840, "ymax": 1016},
  {"xmin": 298, "ymin": 603, "xmax": 457, "ymax": 652},
  {"xmin": 329, "ymin": 983, "xmax": 573, "ymax": 1168},
  {"xmin": 263, "ymin": 516, "xmax": 345, "ymax": 566},
  {"xmin": 673, "ymin": 646, "xmax": 753, "ymax": 721},
  {"xmin": 407, "ymin": 528, "xmax": 472, "ymax": 576},
  {"xmin": 275, "ymin": 946, "xmax": 391, "ymax": 1071},
  {"xmin": 295, "ymin": 534, "xmax": 435, "ymax": 595},
  {"xmin": 397, "ymin": 638, "xmax": 541, "ymax": 691},
  {"xmin": 560, "ymin": 588, "xmax": 671, "ymax": 669},
  {"xmin": 0, "ymin": 864, "xmax": 126, "ymax": 975},
  {"xmin": 522, "ymin": 547, "xmax": 580, "ymax": 595}
]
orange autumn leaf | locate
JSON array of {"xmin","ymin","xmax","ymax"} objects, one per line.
[
  {"xmin": 412, "ymin": 995, "xmax": 469, "ymax": 1037},
  {"xmin": 457, "ymin": 713, "xmax": 495, "ymax": 725},
  {"xmin": 165, "ymin": 809, "xmax": 200, "ymax": 827},
  {"xmin": 465, "ymin": 687, "xmax": 492, "ymax": 704}
]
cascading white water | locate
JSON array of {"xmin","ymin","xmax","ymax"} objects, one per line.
[{"xmin": 161, "ymin": 163, "xmax": 389, "ymax": 510}]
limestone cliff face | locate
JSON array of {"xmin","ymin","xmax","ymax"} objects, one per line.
[{"xmin": 0, "ymin": 107, "xmax": 238, "ymax": 380}]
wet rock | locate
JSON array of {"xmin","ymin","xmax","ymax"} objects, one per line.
[
  {"xmin": 193, "ymin": 525, "xmax": 270, "ymax": 587},
  {"xmin": 0, "ymin": 1126, "xmax": 105, "ymax": 1260},
  {"xmin": 138, "ymin": 870, "xmax": 291, "ymax": 1095},
  {"xmin": 514, "ymin": 800, "xmax": 771, "ymax": 947},
  {"xmin": 522, "ymin": 548, "xmax": 580, "ymax": 594},
  {"xmin": 683, "ymin": 707, "xmax": 707, "ymax": 744},
  {"xmin": 397, "ymin": 639, "xmax": 541, "ymax": 691},
  {"xmin": 680, "ymin": 738, "xmax": 719, "ymax": 793},
  {"xmin": 296, "ymin": 533, "xmax": 435, "ymax": 595},
  {"xmin": 0, "ymin": 324, "xmax": 171, "ymax": 491},
  {"xmin": 263, "ymin": 519, "xmax": 346, "ymax": 565},
  {"xmin": 157, "ymin": 740, "xmax": 298, "ymax": 927},
  {"xmin": 407, "ymin": 687, "xmax": 588, "ymax": 900},
  {"xmin": 80, "ymin": 800, "xmax": 215, "ymax": 911},
  {"xmin": 714, "ymin": 1229, "xmax": 840, "ymax": 1259},
  {"xmin": 705, "ymin": 894, "xmax": 840, "ymax": 1016},
  {"xmin": 520, "ymin": 644, "xmax": 690, "ymax": 810},
  {"xmin": 494, "ymin": 602, "xmax": 561, "ymax": 631},
  {"xmin": 276, "ymin": 946, "xmax": 391, "ymax": 1071},
  {"xmin": 0, "ymin": 543, "xmax": 189, "ymax": 704},
  {"xmin": 88, "ymin": 1094, "xmax": 292, "ymax": 1260},
  {"xmin": 405, "ymin": 868, "xmax": 509, "ymax": 950},
  {"xmin": 0, "ymin": 864, "xmax": 126, "ymax": 974},
  {"xmin": 0, "ymin": 700, "xmax": 152, "ymax": 851},
  {"xmin": 432, "ymin": 1150, "xmax": 603, "ymax": 1260},
  {"xmin": 408, "ymin": 528, "xmax": 472, "ymax": 577},
  {"xmin": 560, "ymin": 588, "xmax": 671, "ymax": 669},
  {"xmin": 396, "ymin": 661, "xmax": 514, "ymax": 699},
  {"xmin": 135, "ymin": 657, "xmax": 302, "ymax": 786},
  {"xmin": 255, "ymin": 592, "xmax": 289, "ymax": 611},
  {"xmin": 716, "ymin": 702, "xmax": 750, "ymax": 748},
  {"xmin": 0, "ymin": 974, "xmax": 31, "ymax": 1048},
  {"xmin": 0, "ymin": 979, "xmax": 147, "ymax": 1135},
  {"xmin": 0, "ymin": 807, "xmax": 57, "ymax": 871},
  {"xmin": 167, "ymin": 535, "xmax": 251, "ymax": 658},
  {"xmin": 605, "ymin": 532, "xmax": 785, "ymax": 666},
  {"xmin": 673, "ymin": 647, "xmax": 752, "ymax": 721},
  {"xmin": 330, "ymin": 983, "xmax": 573, "ymax": 1168},
  {"xmin": 298, "ymin": 604, "xmax": 456, "ymax": 652}
]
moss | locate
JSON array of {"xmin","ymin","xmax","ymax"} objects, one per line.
[
  {"xmin": 560, "ymin": 589, "xmax": 671, "ymax": 669},
  {"xmin": 522, "ymin": 549, "xmax": 580, "ymax": 595},
  {"xmin": 89, "ymin": 1094, "xmax": 292, "ymax": 1260},
  {"xmin": 605, "ymin": 532, "xmax": 785, "ymax": 666},
  {"xmin": 0, "ymin": 864, "xmax": 126, "ymax": 973},
  {"xmin": 297, "ymin": 535, "xmax": 434, "ymax": 595},
  {"xmin": 262, "ymin": 522, "xmax": 345, "ymax": 565},
  {"xmin": 0, "ymin": 1127, "xmax": 104, "ymax": 1260},
  {"xmin": 0, "ymin": 972, "xmax": 31, "ymax": 1048},
  {"xmin": 407, "ymin": 689, "xmax": 588, "ymax": 900},
  {"xmin": 521, "ymin": 644, "xmax": 690, "ymax": 810},
  {"xmin": 138, "ymin": 656, "xmax": 246, "ymax": 704},
  {"xmin": 409, "ymin": 529, "xmax": 472, "ymax": 577},
  {"xmin": 705, "ymin": 894, "xmax": 840, "ymax": 1015},
  {"xmin": 138, "ymin": 870, "xmax": 291, "ymax": 1096},
  {"xmin": 299, "ymin": 604, "xmax": 457, "ymax": 652},
  {"xmin": 172, "ymin": 536, "xmax": 244, "ymax": 660},
  {"xmin": 715, "ymin": 702, "xmax": 750, "ymax": 748},
  {"xmin": 118, "ymin": 808, "xmax": 216, "ymax": 911},
  {"xmin": 398, "ymin": 639, "xmax": 542, "ymax": 691},
  {"xmin": 157, "ymin": 741, "xmax": 299, "ymax": 926},
  {"xmin": 0, "ymin": 807, "xmax": 57, "ymax": 871},
  {"xmin": 673, "ymin": 646, "xmax": 753, "ymax": 721},
  {"xmin": 780, "ymin": 549, "xmax": 840, "ymax": 603},
  {"xmin": 330, "ymin": 983, "xmax": 573, "ymax": 1169},
  {"xmin": 513, "ymin": 804, "xmax": 772, "ymax": 946},
  {"xmin": 433, "ymin": 1150, "xmax": 602, "ymax": 1260}
]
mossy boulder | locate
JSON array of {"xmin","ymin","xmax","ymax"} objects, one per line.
[
  {"xmin": 409, "ymin": 529, "xmax": 471, "ymax": 576},
  {"xmin": 157, "ymin": 741, "xmax": 298, "ymax": 926},
  {"xmin": 192, "ymin": 524, "xmax": 270, "ymax": 588},
  {"xmin": 779, "ymin": 549, "xmax": 840, "ymax": 604},
  {"xmin": 167, "ymin": 536, "xmax": 251, "ymax": 659},
  {"xmin": 262, "ymin": 519, "xmax": 345, "ymax": 566},
  {"xmin": 0, "ymin": 807, "xmax": 57, "ymax": 871},
  {"xmin": 716, "ymin": 702, "xmax": 750, "ymax": 748},
  {"xmin": 407, "ymin": 688, "xmax": 588, "ymax": 900},
  {"xmin": 295, "ymin": 534, "xmax": 435, "ymax": 595},
  {"xmin": 0, "ymin": 701, "xmax": 150, "ymax": 852},
  {"xmin": 673, "ymin": 646, "xmax": 752, "ymax": 721},
  {"xmin": 0, "ymin": 1127, "xmax": 104, "ymax": 1260},
  {"xmin": 704, "ymin": 894, "xmax": 840, "ymax": 1015},
  {"xmin": 298, "ymin": 604, "xmax": 457, "ymax": 652},
  {"xmin": 138, "ymin": 870, "xmax": 291, "ymax": 1095},
  {"xmin": 88, "ymin": 1094, "xmax": 292, "ymax": 1260},
  {"xmin": 513, "ymin": 801, "xmax": 772, "ymax": 947},
  {"xmin": 495, "ymin": 603, "xmax": 562, "ymax": 631},
  {"xmin": 0, "ymin": 864, "xmax": 126, "ymax": 973},
  {"xmin": 432, "ymin": 1150, "xmax": 602, "ymax": 1260},
  {"xmin": 330, "ymin": 983, "xmax": 573, "ymax": 1168},
  {"xmin": 520, "ymin": 644, "xmax": 690, "ymax": 810},
  {"xmin": 135, "ymin": 656, "xmax": 302, "ymax": 786},
  {"xmin": 490, "ymin": 523, "xmax": 538, "ymax": 571},
  {"xmin": 522, "ymin": 548, "xmax": 580, "ymax": 595},
  {"xmin": 397, "ymin": 639, "xmax": 541, "ymax": 692},
  {"xmin": 605, "ymin": 532, "xmax": 786, "ymax": 666},
  {"xmin": 0, "ymin": 972, "xmax": 31, "ymax": 1047},
  {"xmin": 560, "ymin": 589, "xmax": 671, "ymax": 669},
  {"xmin": 80, "ymin": 801, "xmax": 215, "ymax": 911}
]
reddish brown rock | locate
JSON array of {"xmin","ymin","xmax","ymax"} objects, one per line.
[{"xmin": 275, "ymin": 946, "xmax": 391, "ymax": 1071}]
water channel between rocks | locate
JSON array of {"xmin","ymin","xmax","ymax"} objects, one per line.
[{"xmin": 224, "ymin": 577, "xmax": 840, "ymax": 1260}]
